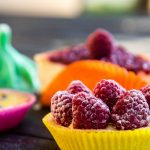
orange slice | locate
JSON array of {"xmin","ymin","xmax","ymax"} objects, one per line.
[{"xmin": 41, "ymin": 60, "xmax": 147, "ymax": 106}]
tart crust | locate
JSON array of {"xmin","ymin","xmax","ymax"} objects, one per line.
[{"xmin": 34, "ymin": 51, "xmax": 66, "ymax": 92}]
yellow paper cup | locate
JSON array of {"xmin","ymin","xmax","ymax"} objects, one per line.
[{"xmin": 43, "ymin": 113, "xmax": 150, "ymax": 150}]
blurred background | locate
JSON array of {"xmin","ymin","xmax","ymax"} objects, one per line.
[
  {"xmin": 0, "ymin": 0, "xmax": 148, "ymax": 17},
  {"xmin": 0, "ymin": 0, "xmax": 150, "ymax": 56}
]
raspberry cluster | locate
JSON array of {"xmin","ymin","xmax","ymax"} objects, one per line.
[
  {"xmin": 48, "ymin": 28, "xmax": 150, "ymax": 73},
  {"xmin": 51, "ymin": 79, "xmax": 150, "ymax": 130},
  {"xmin": 51, "ymin": 80, "xmax": 110, "ymax": 129},
  {"xmin": 49, "ymin": 28, "xmax": 150, "ymax": 74},
  {"xmin": 48, "ymin": 44, "xmax": 90, "ymax": 64},
  {"xmin": 86, "ymin": 29, "xmax": 150, "ymax": 73}
]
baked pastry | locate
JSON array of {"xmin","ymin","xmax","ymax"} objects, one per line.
[{"xmin": 34, "ymin": 44, "xmax": 89, "ymax": 91}]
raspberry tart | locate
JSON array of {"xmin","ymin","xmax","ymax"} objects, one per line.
[
  {"xmin": 35, "ymin": 29, "xmax": 150, "ymax": 94},
  {"xmin": 43, "ymin": 80, "xmax": 150, "ymax": 150}
]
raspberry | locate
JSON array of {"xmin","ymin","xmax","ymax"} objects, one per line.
[
  {"xmin": 48, "ymin": 44, "xmax": 90, "ymax": 64},
  {"xmin": 51, "ymin": 91, "xmax": 73, "ymax": 127},
  {"xmin": 86, "ymin": 29, "xmax": 115, "ymax": 59},
  {"xmin": 93, "ymin": 79, "xmax": 125, "ymax": 110},
  {"xmin": 102, "ymin": 46, "xmax": 150, "ymax": 74},
  {"xmin": 142, "ymin": 61, "xmax": 150, "ymax": 73},
  {"xmin": 111, "ymin": 90, "xmax": 149, "ymax": 130},
  {"xmin": 141, "ymin": 84, "xmax": 150, "ymax": 107},
  {"xmin": 72, "ymin": 92, "xmax": 110, "ymax": 129},
  {"xmin": 66, "ymin": 80, "xmax": 91, "ymax": 94}
]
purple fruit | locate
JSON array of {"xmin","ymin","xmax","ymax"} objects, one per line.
[{"xmin": 86, "ymin": 29, "xmax": 116, "ymax": 59}]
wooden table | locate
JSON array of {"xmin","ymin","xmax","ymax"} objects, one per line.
[
  {"xmin": 0, "ymin": 106, "xmax": 59, "ymax": 150},
  {"xmin": 0, "ymin": 15, "xmax": 150, "ymax": 150}
]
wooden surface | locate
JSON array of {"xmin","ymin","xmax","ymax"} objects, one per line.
[
  {"xmin": 0, "ymin": 106, "xmax": 59, "ymax": 150},
  {"xmin": 0, "ymin": 15, "xmax": 150, "ymax": 150}
]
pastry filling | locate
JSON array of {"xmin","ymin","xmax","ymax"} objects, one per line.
[
  {"xmin": 48, "ymin": 44, "xmax": 90, "ymax": 65},
  {"xmin": 48, "ymin": 45, "xmax": 150, "ymax": 74},
  {"xmin": 0, "ymin": 92, "xmax": 28, "ymax": 108},
  {"xmin": 102, "ymin": 46, "xmax": 150, "ymax": 74}
]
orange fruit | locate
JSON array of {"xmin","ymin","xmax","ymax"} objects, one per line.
[{"xmin": 41, "ymin": 60, "xmax": 147, "ymax": 106}]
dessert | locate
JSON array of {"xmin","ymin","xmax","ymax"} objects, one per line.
[
  {"xmin": 140, "ymin": 84, "xmax": 150, "ymax": 107},
  {"xmin": 43, "ymin": 80, "xmax": 150, "ymax": 150},
  {"xmin": 0, "ymin": 24, "xmax": 39, "ymax": 92},
  {"xmin": 51, "ymin": 91, "xmax": 73, "ymax": 127},
  {"xmin": 72, "ymin": 92, "xmax": 110, "ymax": 129},
  {"xmin": 66, "ymin": 80, "xmax": 91, "ymax": 94},
  {"xmin": 50, "ymin": 80, "xmax": 149, "ymax": 130},
  {"xmin": 41, "ymin": 60, "xmax": 147, "ymax": 106},
  {"xmin": 34, "ymin": 44, "xmax": 89, "ymax": 91},
  {"xmin": 111, "ymin": 90, "xmax": 149, "ymax": 130},
  {"xmin": 0, "ymin": 91, "xmax": 29, "ymax": 108},
  {"xmin": 0, "ymin": 89, "xmax": 36, "ymax": 132},
  {"xmin": 87, "ymin": 29, "xmax": 116, "ymax": 59},
  {"xmin": 93, "ymin": 79, "xmax": 126, "ymax": 110},
  {"xmin": 35, "ymin": 28, "xmax": 150, "ymax": 94}
]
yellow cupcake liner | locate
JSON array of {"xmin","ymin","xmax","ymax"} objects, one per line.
[{"xmin": 43, "ymin": 113, "xmax": 150, "ymax": 150}]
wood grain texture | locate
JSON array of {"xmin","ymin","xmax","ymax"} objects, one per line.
[{"xmin": 0, "ymin": 134, "xmax": 59, "ymax": 150}]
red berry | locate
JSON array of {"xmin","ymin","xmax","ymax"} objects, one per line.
[
  {"xmin": 72, "ymin": 92, "xmax": 110, "ymax": 129},
  {"xmin": 48, "ymin": 44, "xmax": 90, "ymax": 64},
  {"xmin": 51, "ymin": 91, "xmax": 73, "ymax": 127},
  {"xmin": 141, "ymin": 84, "xmax": 150, "ymax": 107},
  {"xmin": 67, "ymin": 80, "xmax": 91, "ymax": 94},
  {"xmin": 111, "ymin": 90, "xmax": 149, "ymax": 130},
  {"xmin": 86, "ymin": 29, "xmax": 116, "ymax": 59},
  {"xmin": 102, "ymin": 46, "xmax": 150, "ymax": 74},
  {"xmin": 93, "ymin": 79, "xmax": 125, "ymax": 110}
]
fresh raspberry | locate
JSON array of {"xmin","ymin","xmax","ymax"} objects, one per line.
[
  {"xmin": 48, "ymin": 44, "xmax": 90, "ymax": 64},
  {"xmin": 86, "ymin": 28, "xmax": 116, "ymax": 59},
  {"xmin": 51, "ymin": 91, "xmax": 73, "ymax": 127},
  {"xmin": 72, "ymin": 92, "xmax": 110, "ymax": 129},
  {"xmin": 141, "ymin": 84, "xmax": 150, "ymax": 107},
  {"xmin": 93, "ymin": 79, "xmax": 125, "ymax": 110},
  {"xmin": 66, "ymin": 80, "xmax": 91, "ymax": 94},
  {"xmin": 111, "ymin": 90, "xmax": 149, "ymax": 130}
]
